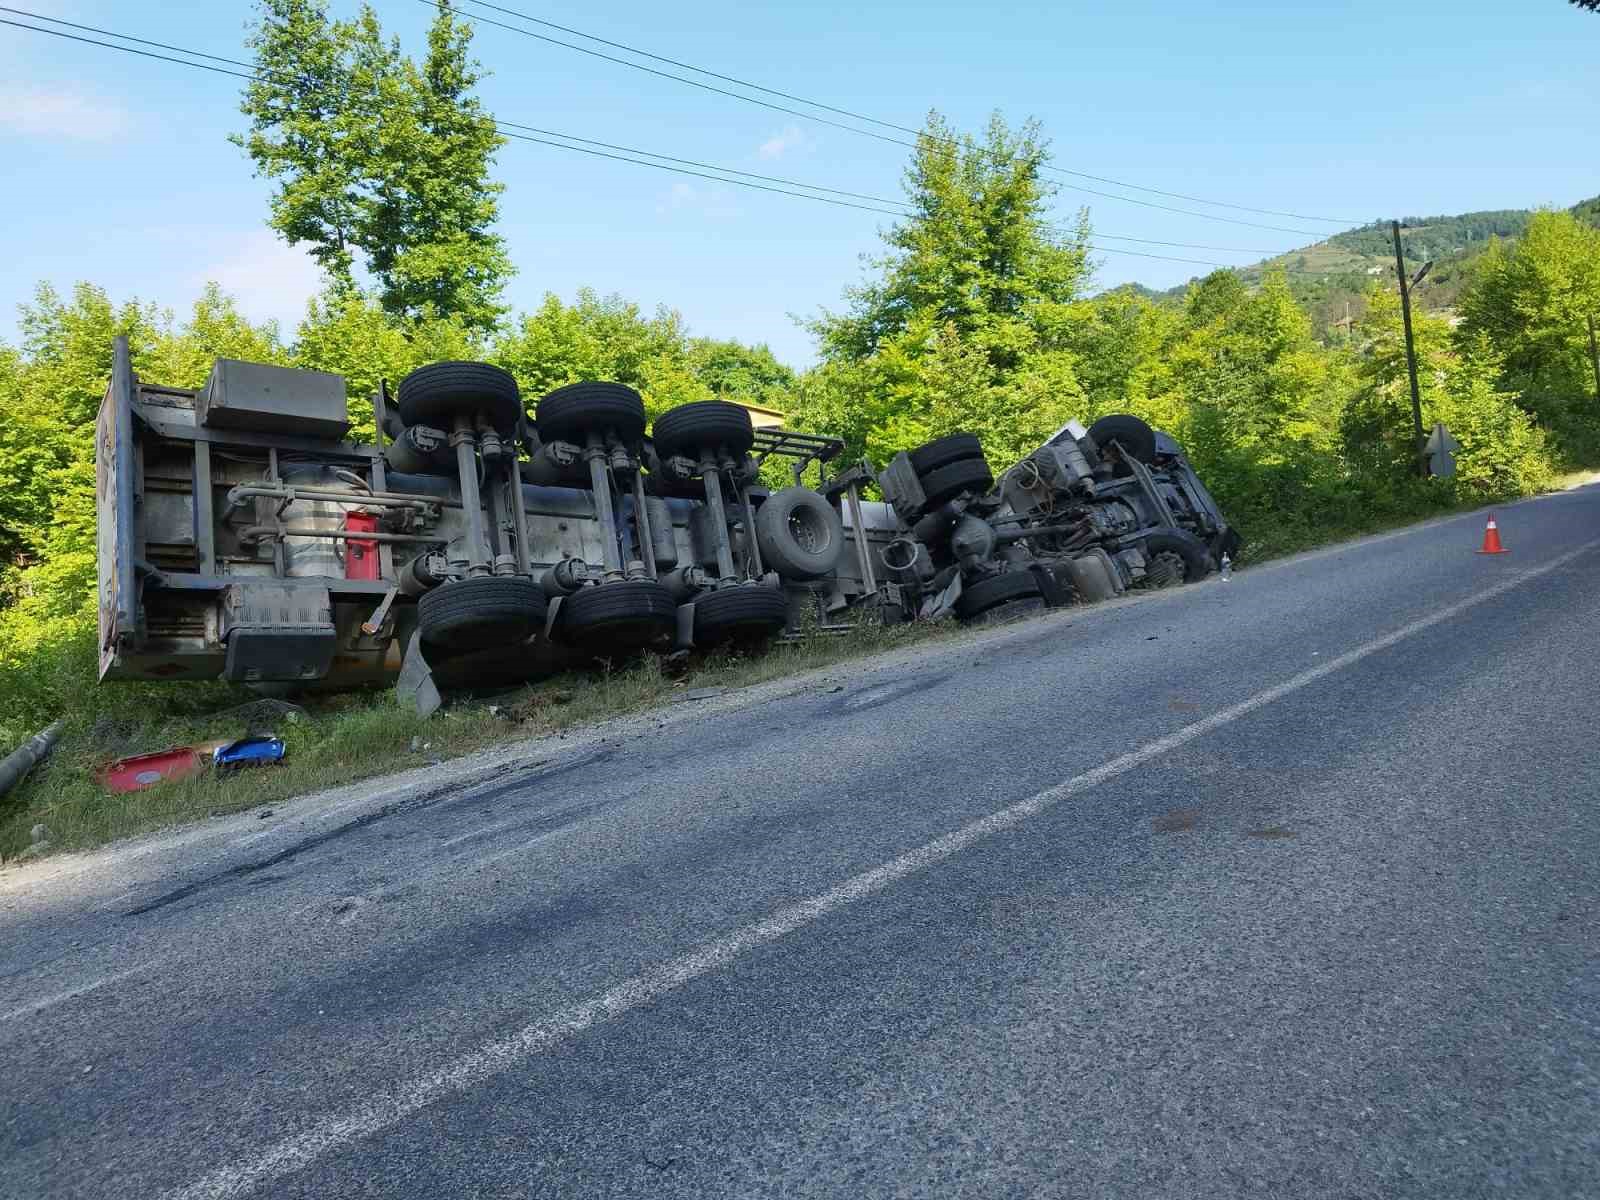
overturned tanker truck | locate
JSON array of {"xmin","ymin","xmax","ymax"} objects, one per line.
[{"xmin": 94, "ymin": 338, "xmax": 1236, "ymax": 711}]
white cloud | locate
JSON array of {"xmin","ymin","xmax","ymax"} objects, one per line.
[
  {"xmin": 659, "ymin": 181, "xmax": 698, "ymax": 212},
  {"xmin": 655, "ymin": 181, "xmax": 742, "ymax": 220},
  {"xmin": 757, "ymin": 124, "xmax": 811, "ymax": 161},
  {"xmin": 0, "ymin": 84, "xmax": 133, "ymax": 140},
  {"xmin": 186, "ymin": 230, "xmax": 326, "ymax": 331}
]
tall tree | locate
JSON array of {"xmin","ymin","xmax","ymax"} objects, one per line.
[
  {"xmin": 1457, "ymin": 209, "xmax": 1600, "ymax": 454},
  {"xmin": 795, "ymin": 112, "xmax": 1091, "ymax": 465},
  {"xmin": 236, "ymin": 0, "xmax": 511, "ymax": 330}
]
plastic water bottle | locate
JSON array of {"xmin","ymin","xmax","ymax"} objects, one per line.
[{"xmin": 1219, "ymin": 553, "xmax": 1232, "ymax": 582}]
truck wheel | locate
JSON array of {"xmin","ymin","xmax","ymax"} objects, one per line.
[
  {"xmin": 536, "ymin": 382, "xmax": 647, "ymax": 446},
  {"xmin": 652, "ymin": 401, "xmax": 755, "ymax": 462},
  {"xmin": 955, "ymin": 570, "xmax": 1042, "ymax": 621},
  {"xmin": 556, "ymin": 579, "xmax": 676, "ymax": 649},
  {"xmin": 754, "ymin": 487, "xmax": 845, "ymax": 580},
  {"xmin": 919, "ymin": 458, "xmax": 994, "ymax": 507},
  {"xmin": 418, "ymin": 575, "xmax": 546, "ymax": 651},
  {"xmin": 908, "ymin": 433, "xmax": 984, "ymax": 475},
  {"xmin": 398, "ymin": 362, "xmax": 522, "ymax": 435},
  {"xmin": 690, "ymin": 585, "xmax": 790, "ymax": 646},
  {"xmin": 1087, "ymin": 415, "xmax": 1157, "ymax": 465},
  {"xmin": 1140, "ymin": 528, "xmax": 1213, "ymax": 583}
]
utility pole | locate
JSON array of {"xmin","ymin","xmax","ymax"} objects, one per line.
[
  {"xmin": 1588, "ymin": 313, "xmax": 1600, "ymax": 410},
  {"xmin": 1392, "ymin": 220, "xmax": 1427, "ymax": 476}
]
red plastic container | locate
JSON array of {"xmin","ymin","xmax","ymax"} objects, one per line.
[
  {"xmin": 344, "ymin": 511, "xmax": 380, "ymax": 580},
  {"xmin": 98, "ymin": 747, "xmax": 205, "ymax": 794}
]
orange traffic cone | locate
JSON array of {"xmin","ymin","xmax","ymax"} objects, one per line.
[{"xmin": 1477, "ymin": 513, "xmax": 1508, "ymax": 555}]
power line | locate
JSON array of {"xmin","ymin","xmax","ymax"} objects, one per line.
[
  {"xmin": 490, "ymin": 118, "xmax": 1299, "ymax": 256},
  {"xmin": 0, "ymin": 12, "xmax": 1360, "ymax": 276},
  {"xmin": 407, "ymin": 0, "xmax": 1330, "ymax": 237},
  {"xmin": 0, "ymin": 13, "xmax": 256, "ymax": 81},
  {"xmin": 439, "ymin": 0, "xmax": 1359, "ymax": 226}
]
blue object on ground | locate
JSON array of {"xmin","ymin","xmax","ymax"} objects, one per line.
[{"xmin": 212, "ymin": 735, "xmax": 287, "ymax": 770}]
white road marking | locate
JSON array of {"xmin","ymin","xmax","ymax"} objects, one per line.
[
  {"xmin": 162, "ymin": 539, "xmax": 1600, "ymax": 1200},
  {"xmin": 1, "ymin": 962, "xmax": 154, "ymax": 1023}
]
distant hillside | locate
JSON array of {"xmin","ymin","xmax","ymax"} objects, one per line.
[{"xmin": 1135, "ymin": 196, "xmax": 1600, "ymax": 340}]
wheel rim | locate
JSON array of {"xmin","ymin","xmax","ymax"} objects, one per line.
[{"xmin": 787, "ymin": 508, "xmax": 831, "ymax": 555}]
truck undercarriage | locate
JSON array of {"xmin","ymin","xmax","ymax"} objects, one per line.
[{"xmin": 95, "ymin": 339, "xmax": 1237, "ymax": 711}]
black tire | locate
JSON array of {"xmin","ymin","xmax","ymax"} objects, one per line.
[
  {"xmin": 754, "ymin": 487, "xmax": 845, "ymax": 581},
  {"xmin": 652, "ymin": 401, "xmax": 755, "ymax": 461},
  {"xmin": 690, "ymin": 585, "xmax": 790, "ymax": 646},
  {"xmin": 955, "ymin": 570, "xmax": 1043, "ymax": 621},
  {"xmin": 1139, "ymin": 528, "xmax": 1214, "ymax": 583},
  {"xmin": 417, "ymin": 575, "xmax": 546, "ymax": 651},
  {"xmin": 397, "ymin": 362, "xmax": 522, "ymax": 435},
  {"xmin": 908, "ymin": 433, "xmax": 985, "ymax": 475},
  {"xmin": 556, "ymin": 579, "xmax": 676, "ymax": 649},
  {"xmin": 536, "ymin": 382, "xmax": 647, "ymax": 446},
  {"xmin": 1087, "ymin": 415, "xmax": 1158, "ymax": 465},
  {"xmin": 919, "ymin": 457, "xmax": 994, "ymax": 507}
]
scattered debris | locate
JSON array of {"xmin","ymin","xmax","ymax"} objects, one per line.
[
  {"xmin": 1246, "ymin": 827, "xmax": 1297, "ymax": 840},
  {"xmin": 99, "ymin": 747, "xmax": 206, "ymax": 794},
  {"xmin": 212, "ymin": 735, "xmax": 287, "ymax": 771},
  {"xmin": 30, "ymin": 823, "xmax": 50, "ymax": 845},
  {"xmin": 0, "ymin": 721, "xmax": 65, "ymax": 798}
]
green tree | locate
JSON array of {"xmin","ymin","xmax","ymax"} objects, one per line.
[
  {"xmin": 686, "ymin": 338, "xmax": 796, "ymax": 412},
  {"xmin": 1457, "ymin": 210, "xmax": 1600, "ymax": 457},
  {"xmin": 237, "ymin": 0, "xmax": 511, "ymax": 330},
  {"xmin": 1345, "ymin": 287, "xmax": 1550, "ymax": 495},
  {"xmin": 793, "ymin": 112, "xmax": 1091, "ymax": 465},
  {"xmin": 491, "ymin": 291, "xmax": 705, "ymax": 422},
  {"xmin": 291, "ymin": 286, "xmax": 481, "ymax": 439}
]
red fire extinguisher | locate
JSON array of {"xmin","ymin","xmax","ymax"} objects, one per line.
[{"xmin": 344, "ymin": 511, "xmax": 380, "ymax": 580}]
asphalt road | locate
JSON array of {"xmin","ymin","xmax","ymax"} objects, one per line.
[{"xmin": 4, "ymin": 489, "xmax": 1599, "ymax": 1200}]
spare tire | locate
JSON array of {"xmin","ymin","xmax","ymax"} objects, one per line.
[
  {"xmin": 690, "ymin": 585, "xmax": 790, "ymax": 646},
  {"xmin": 908, "ymin": 433, "xmax": 984, "ymax": 476},
  {"xmin": 537, "ymin": 382, "xmax": 647, "ymax": 446},
  {"xmin": 652, "ymin": 401, "xmax": 755, "ymax": 462},
  {"xmin": 1087, "ymin": 415, "xmax": 1158, "ymax": 465},
  {"xmin": 418, "ymin": 575, "xmax": 546, "ymax": 651},
  {"xmin": 955, "ymin": 570, "xmax": 1043, "ymax": 621},
  {"xmin": 1139, "ymin": 528, "xmax": 1213, "ymax": 583},
  {"xmin": 754, "ymin": 487, "xmax": 845, "ymax": 580},
  {"xmin": 919, "ymin": 458, "xmax": 994, "ymax": 507},
  {"xmin": 398, "ymin": 362, "xmax": 522, "ymax": 435},
  {"xmin": 555, "ymin": 579, "xmax": 676, "ymax": 650}
]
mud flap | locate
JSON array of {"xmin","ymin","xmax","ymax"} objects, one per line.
[{"xmin": 396, "ymin": 632, "xmax": 442, "ymax": 718}]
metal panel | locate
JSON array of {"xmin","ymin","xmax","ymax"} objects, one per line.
[
  {"xmin": 191, "ymin": 441, "xmax": 216, "ymax": 575},
  {"xmin": 96, "ymin": 336, "xmax": 140, "ymax": 679},
  {"xmin": 196, "ymin": 358, "xmax": 350, "ymax": 439}
]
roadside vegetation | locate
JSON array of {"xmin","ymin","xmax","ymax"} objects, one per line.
[{"xmin": 2, "ymin": 0, "xmax": 1597, "ymax": 859}]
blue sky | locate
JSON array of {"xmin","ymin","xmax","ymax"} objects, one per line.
[{"xmin": 0, "ymin": 0, "xmax": 1595, "ymax": 366}]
